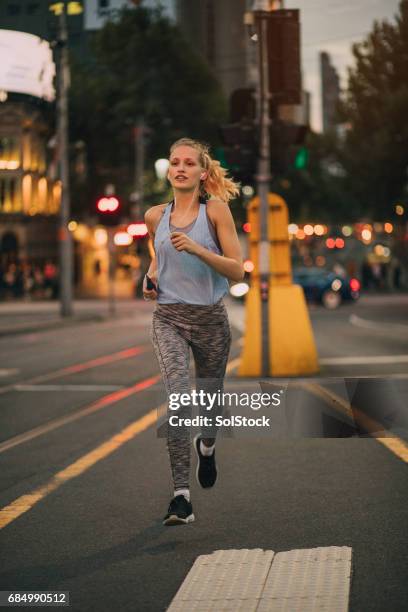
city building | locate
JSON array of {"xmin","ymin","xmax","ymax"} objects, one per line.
[
  {"xmin": 320, "ymin": 51, "xmax": 340, "ymax": 133},
  {"xmin": 0, "ymin": 28, "xmax": 61, "ymax": 274},
  {"xmin": 0, "ymin": 100, "xmax": 61, "ymax": 260},
  {"xmin": 175, "ymin": 0, "xmax": 250, "ymax": 100}
]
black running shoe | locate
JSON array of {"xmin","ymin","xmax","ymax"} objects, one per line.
[
  {"xmin": 194, "ymin": 434, "xmax": 217, "ymax": 488},
  {"xmin": 163, "ymin": 495, "xmax": 195, "ymax": 526}
]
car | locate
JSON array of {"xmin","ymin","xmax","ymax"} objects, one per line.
[{"xmin": 292, "ymin": 267, "xmax": 360, "ymax": 309}]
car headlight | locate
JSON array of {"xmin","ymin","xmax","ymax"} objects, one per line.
[
  {"xmin": 230, "ymin": 282, "xmax": 249, "ymax": 297},
  {"xmin": 331, "ymin": 279, "xmax": 342, "ymax": 291}
]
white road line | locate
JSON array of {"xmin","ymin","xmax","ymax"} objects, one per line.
[
  {"xmin": 0, "ymin": 357, "xmax": 240, "ymax": 455},
  {"xmin": 320, "ymin": 355, "xmax": 408, "ymax": 365},
  {"xmin": 350, "ymin": 313, "xmax": 408, "ymax": 334},
  {"xmin": 13, "ymin": 384, "xmax": 124, "ymax": 392},
  {"xmin": 0, "ymin": 369, "xmax": 19, "ymax": 377},
  {"xmin": 167, "ymin": 547, "xmax": 352, "ymax": 612},
  {"xmin": 0, "ymin": 375, "xmax": 161, "ymax": 455}
]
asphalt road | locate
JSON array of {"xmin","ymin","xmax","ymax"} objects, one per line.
[{"xmin": 0, "ymin": 296, "xmax": 407, "ymax": 611}]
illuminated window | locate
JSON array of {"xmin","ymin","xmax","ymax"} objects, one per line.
[
  {"xmin": 0, "ymin": 136, "xmax": 21, "ymax": 169},
  {"xmin": 38, "ymin": 177, "xmax": 48, "ymax": 213},
  {"xmin": 22, "ymin": 175, "xmax": 32, "ymax": 213}
]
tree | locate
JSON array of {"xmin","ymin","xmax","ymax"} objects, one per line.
[
  {"xmin": 69, "ymin": 5, "xmax": 227, "ymax": 216},
  {"xmin": 339, "ymin": 0, "xmax": 408, "ymax": 219}
]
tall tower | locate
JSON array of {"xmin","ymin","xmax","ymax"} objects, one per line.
[
  {"xmin": 175, "ymin": 0, "xmax": 249, "ymax": 99},
  {"xmin": 320, "ymin": 51, "xmax": 340, "ymax": 133}
]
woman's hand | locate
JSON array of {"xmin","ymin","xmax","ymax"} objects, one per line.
[
  {"xmin": 142, "ymin": 272, "xmax": 158, "ymax": 301},
  {"xmin": 170, "ymin": 232, "xmax": 201, "ymax": 255}
]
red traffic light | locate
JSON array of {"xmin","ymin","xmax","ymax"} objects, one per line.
[
  {"xmin": 97, "ymin": 196, "xmax": 120, "ymax": 213},
  {"xmin": 243, "ymin": 222, "xmax": 251, "ymax": 233}
]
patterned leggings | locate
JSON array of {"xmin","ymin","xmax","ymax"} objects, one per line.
[{"xmin": 150, "ymin": 299, "xmax": 231, "ymax": 490}]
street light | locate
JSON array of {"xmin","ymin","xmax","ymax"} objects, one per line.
[{"xmin": 154, "ymin": 158, "xmax": 169, "ymax": 181}]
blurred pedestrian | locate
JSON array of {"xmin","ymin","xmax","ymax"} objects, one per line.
[
  {"xmin": 371, "ymin": 262, "xmax": 382, "ymax": 290},
  {"xmin": 32, "ymin": 266, "xmax": 44, "ymax": 298},
  {"xmin": 3, "ymin": 263, "xmax": 17, "ymax": 299},
  {"xmin": 22, "ymin": 263, "xmax": 34, "ymax": 299},
  {"xmin": 44, "ymin": 260, "xmax": 58, "ymax": 299},
  {"xmin": 361, "ymin": 259, "xmax": 372, "ymax": 289},
  {"xmin": 390, "ymin": 256, "xmax": 402, "ymax": 290},
  {"xmin": 144, "ymin": 138, "xmax": 243, "ymax": 526}
]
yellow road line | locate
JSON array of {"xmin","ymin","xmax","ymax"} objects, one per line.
[
  {"xmin": 301, "ymin": 382, "xmax": 408, "ymax": 463},
  {"xmin": 300, "ymin": 382, "xmax": 354, "ymax": 421},
  {"xmin": 0, "ymin": 357, "xmax": 241, "ymax": 530},
  {"xmin": 0, "ymin": 408, "xmax": 160, "ymax": 530}
]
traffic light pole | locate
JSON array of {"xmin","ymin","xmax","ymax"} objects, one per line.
[
  {"xmin": 240, "ymin": 1, "xmax": 319, "ymax": 378},
  {"xmin": 57, "ymin": 0, "xmax": 73, "ymax": 317},
  {"xmin": 254, "ymin": 6, "xmax": 273, "ymax": 377}
]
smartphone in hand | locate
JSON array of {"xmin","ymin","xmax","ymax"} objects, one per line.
[{"xmin": 145, "ymin": 275, "xmax": 157, "ymax": 291}]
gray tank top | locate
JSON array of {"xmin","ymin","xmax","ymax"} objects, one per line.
[{"xmin": 154, "ymin": 200, "xmax": 229, "ymax": 305}]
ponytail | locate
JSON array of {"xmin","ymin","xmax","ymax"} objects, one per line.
[{"xmin": 169, "ymin": 138, "xmax": 240, "ymax": 204}]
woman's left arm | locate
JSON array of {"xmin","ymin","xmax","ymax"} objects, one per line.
[{"xmin": 170, "ymin": 200, "xmax": 244, "ymax": 282}]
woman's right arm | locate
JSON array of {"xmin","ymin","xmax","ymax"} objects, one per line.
[{"xmin": 142, "ymin": 206, "xmax": 160, "ymax": 300}]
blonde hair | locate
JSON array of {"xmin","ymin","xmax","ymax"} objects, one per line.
[{"xmin": 169, "ymin": 137, "xmax": 240, "ymax": 203}]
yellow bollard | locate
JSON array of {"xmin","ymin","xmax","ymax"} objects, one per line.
[
  {"xmin": 238, "ymin": 197, "xmax": 262, "ymax": 376},
  {"xmin": 238, "ymin": 193, "xmax": 319, "ymax": 377}
]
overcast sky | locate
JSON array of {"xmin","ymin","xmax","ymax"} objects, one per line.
[{"xmin": 143, "ymin": 0, "xmax": 401, "ymax": 132}]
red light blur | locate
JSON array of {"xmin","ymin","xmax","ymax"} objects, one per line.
[
  {"xmin": 128, "ymin": 222, "xmax": 148, "ymax": 237},
  {"xmin": 97, "ymin": 196, "xmax": 120, "ymax": 212},
  {"xmin": 350, "ymin": 278, "xmax": 360, "ymax": 292},
  {"xmin": 326, "ymin": 238, "xmax": 335, "ymax": 249},
  {"xmin": 335, "ymin": 238, "xmax": 345, "ymax": 249},
  {"xmin": 243, "ymin": 222, "xmax": 251, "ymax": 233},
  {"xmin": 243, "ymin": 259, "xmax": 255, "ymax": 273}
]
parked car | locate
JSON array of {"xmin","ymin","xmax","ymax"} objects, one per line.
[{"xmin": 293, "ymin": 267, "xmax": 360, "ymax": 309}]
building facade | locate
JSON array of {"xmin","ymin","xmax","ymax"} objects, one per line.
[
  {"xmin": 320, "ymin": 51, "xmax": 340, "ymax": 133},
  {"xmin": 0, "ymin": 100, "xmax": 61, "ymax": 268},
  {"xmin": 175, "ymin": 0, "xmax": 251, "ymax": 100}
]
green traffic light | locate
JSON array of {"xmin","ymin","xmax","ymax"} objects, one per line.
[{"xmin": 294, "ymin": 147, "xmax": 308, "ymax": 169}]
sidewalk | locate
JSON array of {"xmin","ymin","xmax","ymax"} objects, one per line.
[{"xmin": 0, "ymin": 299, "xmax": 148, "ymax": 337}]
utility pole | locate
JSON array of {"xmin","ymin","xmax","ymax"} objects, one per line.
[
  {"xmin": 57, "ymin": 0, "xmax": 73, "ymax": 317},
  {"xmin": 252, "ymin": 0, "xmax": 274, "ymax": 376}
]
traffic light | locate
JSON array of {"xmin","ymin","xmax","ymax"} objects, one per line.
[
  {"xmin": 218, "ymin": 122, "xmax": 257, "ymax": 183},
  {"xmin": 96, "ymin": 196, "xmax": 121, "ymax": 226},
  {"xmin": 270, "ymin": 121, "xmax": 309, "ymax": 175},
  {"xmin": 294, "ymin": 146, "xmax": 309, "ymax": 170},
  {"xmin": 216, "ymin": 87, "xmax": 258, "ymax": 183}
]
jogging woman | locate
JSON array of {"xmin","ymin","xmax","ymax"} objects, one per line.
[{"xmin": 143, "ymin": 138, "xmax": 244, "ymax": 526}]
